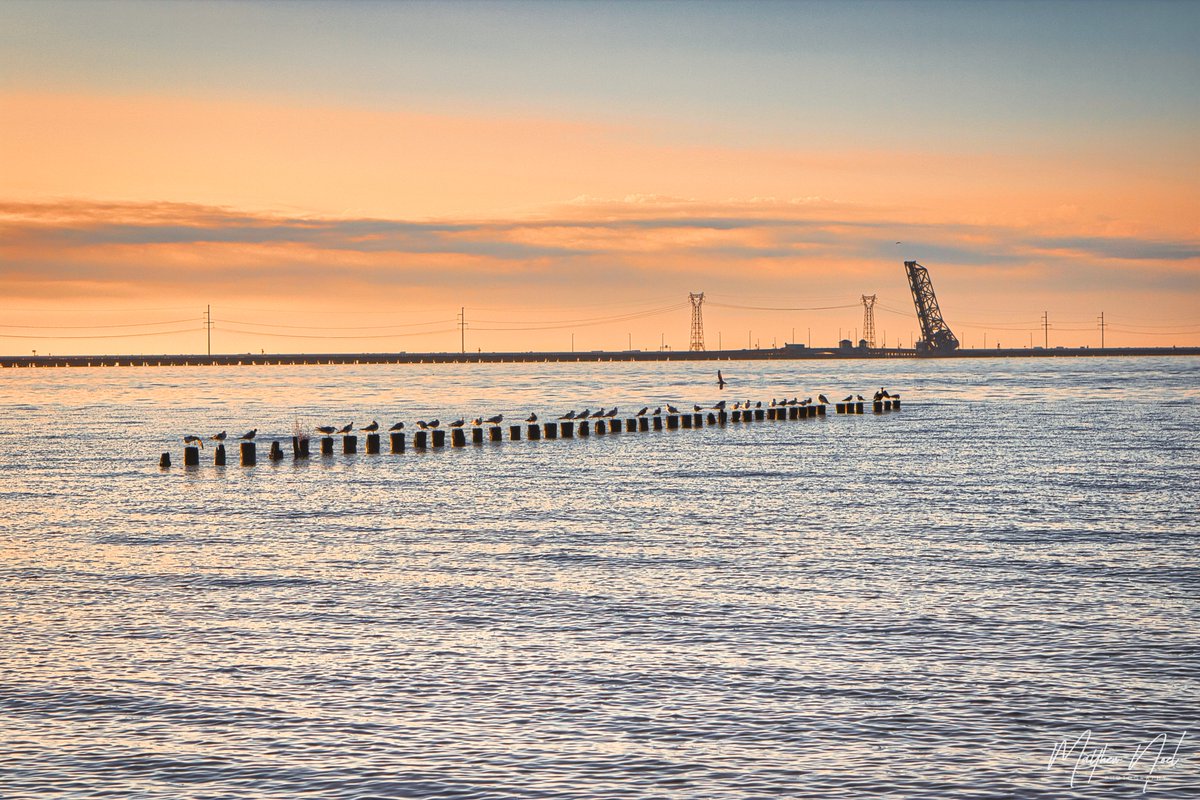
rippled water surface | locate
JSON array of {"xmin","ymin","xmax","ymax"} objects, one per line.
[{"xmin": 2, "ymin": 357, "xmax": 1198, "ymax": 798}]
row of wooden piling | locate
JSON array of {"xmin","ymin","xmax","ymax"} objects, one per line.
[{"xmin": 161, "ymin": 398, "xmax": 899, "ymax": 468}]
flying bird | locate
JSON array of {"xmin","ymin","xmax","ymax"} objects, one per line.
[
  {"xmin": 183, "ymin": 435, "xmax": 204, "ymax": 449},
  {"xmin": 363, "ymin": 420, "xmax": 379, "ymax": 433},
  {"xmin": 238, "ymin": 429, "xmax": 257, "ymax": 440},
  {"xmin": 717, "ymin": 369, "xmax": 726, "ymax": 389},
  {"xmin": 210, "ymin": 431, "xmax": 227, "ymax": 442},
  {"xmin": 388, "ymin": 422, "xmax": 405, "ymax": 431}
]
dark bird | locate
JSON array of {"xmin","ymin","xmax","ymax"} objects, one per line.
[
  {"xmin": 427, "ymin": 419, "xmax": 440, "ymax": 429},
  {"xmin": 238, "ymin": 429, "xmax": 257, "ymax": 440},
  {"xmin": 890, "ymin": 393, "xmax": 900, "ymax": 400},
  {"xmin": 770, "ymin": 399, "xmax": 777, "ymax": 407},
  {"xmin": 525, "ymin": 413, "xmax": 537, "ymax": 423},
  {"xmin": 733, "ymin": 401, "xmax": 741, "ymax": 410},
  {"xmin": 605, "ymin": 408, "xmax": 619, "ymax": 417},
  {"xmin": 337, "ymin": 423, "xmax": 353, "ymax": 435},
  {"xmin": 804, "ymin": 398, "xmax": 812, "ymax": 405},
  {"xmin": 819, "ymin": 394, "xmax": 830, "ymax": 404},
  {"xmin": 713, "ymin": 400, "xmax": 726, "ymax": 410},
  {"xmin": 576, "ymin": 409, "xmax": 590, "ymax": 419},
  {"xmin": 843, "ymin": 395, "xmax": 853, "ymax": 402},
  {"xmin": 652, "ymin": 407, "xmax": 661, "ymax": 415},
  {"xmin": 449, "ymin": 419, "xmax": 465, "ymax": 428},
  {"xmin": 471, "ymin": 417, "xmax": 482, "ymax": 426},
  {"xmin": 316, "ymin": 425, "xmax": 336, "ymax": 435},
  {"xmin": 591, "ymin": 409, "xmax": 605, "ymax": 418},
  {"xmin": 416, "ymin": 420, "xmax": 429, "ymax": 430},
  {"xmin": 363, "ymin": 420, "xmax": 379, "ymax": 433},
  {"xmin": 693, "ymin": 404, "xmax": 702, "ymax": 412},
  {"xmin": 666, "ymin": 404, "xmax": 680, "ymax": 414},
  {"xmin": 559, "ymin": 410, "xmax": 576, "ymax": 420},
  {"xmin": 755, "ymin": 401, "xmax": 762, "ymax": 408},
  {"xmin": 486, "ymin": 414, "xmax": 503, "ymax": 425},
  {"xmin": 388, "ymin": 422, "xmax": 405, "ymax": 431},
  {"xmin": 873, "ymin": 390, "xmax": 883, "ymax": 402},
  {"xmin": 183, "ymin": 434, "xmax": 204, "ymax": 449},
  {"xmin": 856, "ymin": 395, "xmax": 865, "ymax": 402},
  {"xmin": 210, "ymin": 431, "xmax": 227, "ymax": 442},
  {"xmin": 717, "ymin": 369, "xmax": 726, "ymax": 389},
  {"xmin": 880, "ymin": 387, "xmax": 891, "ymax": 398},
  {"xmin": 636, "ymin": 407, "xmax": 649, "ymax": 417}
]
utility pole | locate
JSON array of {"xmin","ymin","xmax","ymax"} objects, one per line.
[
  {"xmin": 457, "ymin": 307, "xmax": 467, "ymax": 354},
  {"xmin": 204, "ymin": 304, "xmax": 213, "ymax": 356},
  {"xmin": 628, "ymin": 332, "xmax": 631, "ymax": 351},
  {"xmin": 1098, "ymin": 311, "xmax": 1106, "ymax": 348},
  {"xmin": 1041, "ymin": 311, "xmax": 1050, "ymax": 348}
]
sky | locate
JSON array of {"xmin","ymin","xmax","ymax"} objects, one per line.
[{"xmin": 1, "ymin": 0, "xmax": 1198, "ymax": 355}]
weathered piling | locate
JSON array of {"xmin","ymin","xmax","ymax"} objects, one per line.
[
  {"xmin": 489, "ymin": 426, "xmax": 503, "ymax": 442},
  {"xmin": 874, "ymin": 400, "xmax": 884, "ymax": 413},
  {"xmin": 578, "ymin": 420, "xmax": 590, "ymax": 436},
  {"xmin": 707, "ymin": 412, "xmax": 716, "ymax": 425},
  {"xmin": 543, "ymin": 422, "xmax": 558, "ymax": 439},
  {"xmin": 792, "ymin": 406, "xmax": 802, "ymax": 419},
  {"xmin": 638, "ymin": 417, "xmax": 649, "ymax": 431},
  {"xmin": 414, "ymin": 430, "xmax": 428, "ymax": 449},
  {"xmin": 432, "ymin": 429, "xmax": 446, "ymax": 447},
  {"xmin": 390, "ymin": 432, "xmax": 406, "ymax": 452},
  {"xmin": 510, "ymin": 425, "xmax": 522, "ymax": 441},
  {"xmin": 184, "ymin": 445, "xmax": 200, "ymax": 466},
  {"xmin": 609, "ymin": 418, "xmax": 620, "ymax": 434},
  {"xmin": 755, "ymin": 409, "xmax": 765, "ymax": 420},
  {"xmin": 159, "ymin": 452, "xmax": 171, "ymax": 468},
  {"xmin": 892, "ymin": 398, "xmax": 901, "ymax": 409},
  {"xmin": 452, "ymin": 428, "xmax": 467, "ymax": 447},
  {"xmin": 835, "ymin": 403, "xmax": 845, "ymax": 414},
  {"xmin": 718, "ymin": 411, "xmax": 727, "ymax": 425},
  {"xmin": 292, "ymin": 435, "xmax": 306, "ymax": 458},
  {"xmin": 596, "ymin": 420, "xmax": 607, "ymax": 434},
  {"xmin": 625, "ymin": 418, "xmax": 637, "ymax": 432},
  {"xmin": 653, "ymin": 416, "xmax": 664, "ymax": 430},
  {"xmin": 682, "ymin": 413, "xmax": 693, "ymax": 428},
  {"xmin": 343, "ymin": 435, "xmax": 358, "ymax": 454},
  {"xmin": 321, "ymin": 436, "xmax": 334, "ymax": 456},
  {"xmin": 807, "ymin": 405, "xmax": 818, "ymax": 418},
  {"xmin": 667, "ymin": 414, "xmax": 679, "ymax": 429},
  {"xmin": 816, "ymin": 404, "xmax": 826, "ymax": 416},
  {"xmin": 472, "ymin": 427, "xmax": 484, "ymax": 444},
  {"xmin": 270, "ymin": 441, "xmax": 284, "ymax": 461},
  {"xmin": 241, "ymin": 441, "xmax": 257, "ymax": 466},
  {"xmin": 693, "ymin": 413, "xmax": 703, "ymax": 427},
  {"xmin": 854, "ymin": 402, "xmax": 864, "ymax": 414},
  {"xmin": 731, "ymin": 410, "xmax": 741, "ymax": 422},
  {"xmin": 561, "ymin": 421, "xmax": 575, "ymax": 438},
  {"xmin": 215, "ymin": 444, "xmax": 227, "ymax": 465},
  {"xmin": 528, "ymin": 424, "xmax": 541, "ymax": 440},
  {"xmin": 366, "ymin": 433, "xmax": 380, "ymax": 453}
]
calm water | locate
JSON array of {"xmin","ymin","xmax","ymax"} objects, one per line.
[{"xmin": 1, "ymin": 357, "xmax": 1197, "ymax": 798}]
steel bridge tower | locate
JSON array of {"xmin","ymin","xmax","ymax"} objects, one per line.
[
  {"xmin": 861, "ymin": 294, "xmax": 877, "ymax": 349},
  {"xmin": 904, "ymin": 261, "xmax": 959, "ymax": 354},
  {"xmin": 689, "ymin": 292, "xmax": 705, "ymax": 351}
]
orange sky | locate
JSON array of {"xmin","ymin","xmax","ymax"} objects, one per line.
[{"xmin": 1, "ymin": 2, "xmax": 1197, "ymax": 354}]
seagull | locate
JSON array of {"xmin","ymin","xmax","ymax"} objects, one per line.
[
  {"xmin": 316, "ymin": 425, "xmax": 336, "ymax": 435},
  {"xmin": 183, "ymin": 435, "xmax": 204, "ymax": 449},
  {"xmin": 389, "ymin": 422, "xmax": 405, "ymax": 431},
  {"xmin": 449, "ymin": 419, "xmax": 465, "ymax": 428},
  {"xmin": 856, "ymin": 395, "xmax": 865, "ymax": 402},
  {"xmin": 576, "ymin": 409, "xmax": 590, "ymax": 420},
  {"xmin": 590, "ymin": 409, "xmax": 605, "ymax": 418},
  {"xmin": 652, "ymin": 407, "xmax": 662, "ymax": 415},
  {"xmin": 755, "ymin": 402, "xmax": 762, "ymax": 408},
  {"xmin": 210, "ymin": 431, "xmax": 227, "ymax": 442},
  {"xmin": 693, "ymin": 404, "xmax": 702, "ymax": 412},
  {"xmin": 427, "ymin": 419, "xmax": 440, "ymax": 429},
  {"xmin": 843, "ymin": 395, "xmax": 854, "ymax": 402},
  {"xmin": 559, "ymin": 410, "xmax": 576, "ymax": 420},
  {"xmin": 733, "ymin": 402, "xmax": 741, "ymax": 410},
  {"xmin": 525, "ymin": 413, "xmax": 538, "ymax": 423},
  {"xmin": 363, "ymin": 420, "xmax": 379, "ymax": 433},
  {"xmin": 238, "ymin": 429, "xmax": 257, "ymax": 440},
  {"xmin": 416, "ymin": 420, "xmax": 429, "ymax": 430},
  {"xmin": 770, "ymin": 399, "xmax": 777, "ymax": 407},
  {"xmin": 713, "ymin": 400, "xmax": 726, "ymax": 410},
  {"xmin": 337, "ymin": 423, "xmax": 353, "ymax": 435},
  {"xmin": 804, "ymin": 398, "xmax": 812, "ymax": 405},
  {"xmin": 666, "ymin": 405, "xmax": 680, "ymax": 414},
  {"xmin": 605, "ymin": 408, "xmax": 619, "ymax": 417},
  {"xmin": 486, "ymin": 414, "xmax": 503, "ymax": 425},
  {"xmin": 819, "ymin": 394, "xmax": 830, "ymax": 404},
  {"xmin": 636, "ymin": 407, "xmax": 649, "ymax": 417}
]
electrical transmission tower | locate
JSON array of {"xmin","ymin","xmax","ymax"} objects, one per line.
[
  {"xmin": 688, "ymin": 292, "xmax": 705, "ymax": 351},
  {"xmin": 861, "ymin": 294, "xmax": 877, "ymax": 349}
]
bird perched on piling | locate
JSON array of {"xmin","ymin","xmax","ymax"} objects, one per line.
[
  {"xmin": 210, "ymin": 431, "xmax": 227, "ymax": 442},
  {"xmin": 525, "ymin": 413, "xmax": 537, "ymax": 423},
  {"xmin": 652, "ymin": 407, "xmax": 662, "ymax": 415},
  {"xmin": 471, "ymin": 418, "xmax": 482, "ymax": 426},
  {"xmin": 590, "ymin": 409, "xmax": 605, "ymax": 418},
  {"xmin": 183, "ymin": 435, "xmax": 204, "ymax": 449},
  {"xmin": 337, "ymin": 423, "xmax": 353, "ymax": 435},
  {"xmin": 856, "ymin": 395, "xmax": 865, "ymax": 402},
  {"xmin": 636, "ymin": 407, "xmax": 648, "ymax": 417},
  {"xmin": 843, "ymin": 395, "xmax": 853, "ymax": 402},
  {"xmin": 427, "ymin": 419, "xmax": 440, "ymax": 429},
  {"xmin": 605, "ymin": 408, "xmax": 619, "ymax": 417},
  {"xmin": 316, "ymin": 425, "xmax": 336, "ymax": 435},
  {"xmin": 388, "ymin": 422, "xmax": 405, "ymax": 431},
  {"xmin": 449, "ymin": 419, "xmax": 465, "ymax": 428},
  {"xmin": 693, "ymin": 404, "xmax": 702, "ymax": 412},
  {"xmin": 666, "ymin": 404, "xmax": 679, "ymax": 414},
  {"xmin": 363, "ymin": 420, "xmax": 379, "ymax": 433},
  {"xmin": 755, "ymin": 401, "xmax": 762, "ymax": 408},
  {"xmin": 576, "ymin": 409, "xmax": 590, "ymax": 420},
  {"xmin": 713, "ymin": 400, "xmax": 726, "ymax": 410},
  {"xmin": 819, "ymin": 394, "xmax": 830, "ymax": 405},
  {"xmin": 238, "ymin": 429, "xmax": 257, "ymax": 440},
  {"xmin": 559, "ymin": 410, "xmax": 576, "ymax": 420},
  {"xmin": 416, "ymin": 421, "xmax": 428, "ymax": 430},
  {"xmin": 486, "ymin": 414, "xmax": 503, "ymax": 425}
]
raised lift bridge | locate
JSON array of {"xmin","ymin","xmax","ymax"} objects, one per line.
[{"xmin": 904, "ymin": 260, "xmax": 959, "ymax": 355}]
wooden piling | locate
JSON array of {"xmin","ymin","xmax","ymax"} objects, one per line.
[
  {"xmin": 321, "ymin": 436, "xmax": 334, "ymax": 455},
  {"xmin": 184, "ymin": 446, "xmax": 199, "ymax": 466},
  {"xmin": 854, "ymin": 402, "xmax": 864, "ymax": 414},
  {"xmin": 432, "ymin": 429, "xmax": 446, "ymax": 447},
  {"xmin": 543, "ymin": 422, "xmax": 558, "ymax": 439},
  {"xmin": 159, "ymin": 452, "xmax": 171, "ymax": 468},
  {"xmin": 390, "ymin": 432, "xmax": 406, "ymax": 452},
  {"xmin": 790, "ymin": 406, "xmax": 801, "ymax": 419},
  {"xmin": 654, "ymin": 416, "xmax": 664, "ymax": 430},
  {"xmin": 528, "ymin": 424, "xmax": 541, "ymax": 440},
  {"xmin": 452, "ymin": 428, "xmax": 467, "ymax": 447},
  {"xmin": 343, "ymin": 435, "xmax": 358, "ymax": 454},
  {"xmin": 510, "ymin": 425, "xmax": 522, "ymax": 441},
  {"xmin": 561, "ymin": 421, "xmax": 575, "ymax": 438},
  {"xmin": 892, "ymin": 399, "xmax": 901, "ymax": 409},
  {"xmin": 874, "ymin": 400, "xmax": 884, "ymax": 413},
  {"xmin": 718, "ymin": 411, "xmax": 727, "ymax": 425},
  {"xmin": 816, "ymin": 405, "xmax": 826, "ymax": 416},
  {"xmin": 471, "ymin": 427, "xmax": 484, "ymax": 444},
  {"xmin": 578, "ymin": 420, "xmax": 590, "ymax": 436},
  {"xmin": 596, "ymin": 420, "xmax": 606, "ymax": 434},
  {"xmin": 489, "ymin": 426, "xmax": 502, "ymax": 442},
  {"xmin": 241, "ymin": 441, "xmax": 257, "ymax": 466},
  {"xmin": 835, "ymin": 403, "xmax": 845, "ymax": 414},
  {"xmin": 608, "ymin": 419, "xmax": 620, "ymax": 434},
  {"xmin": 667, "ymin": 415, "xmax": 679, "ymax": 429},
  {"xmin": 707, "ymin": 413, "xmax": 716, "ymax": 425},
  {"xmin": 215, "ymin": 444, "xmax": 226, "ymax": 466},
  {"xmin": 270, "ymin": 441, "xmax": 284, "ymax": 461},
  {"xmin": 638, "ymin": 417, "xmax": 649, "ymax": 432},
  {"xmin": 414, "ymin": 430, "xmax": 428, "ymax": 449},
  {"xmin": 625, "ymin": 418, "xmax": 637, "ymax": 432},
  {"xmin": 292, "ymin": 435, "xmax": 309, "ymax": 458},
  {"xmin": 755, "ymin": 409, "xmax": 765, "ymax": 421},
  {"xmin": 731, "ymin": 410, "xmax": 741, "ymax": 422},
  {"xmin": 682, "ymin": 413, "xmax": 693, "ymax": 428}
]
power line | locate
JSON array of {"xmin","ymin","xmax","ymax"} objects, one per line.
[{"xmin": 0, "ymin": 318, "xmax": 197, "ymax": 329}]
